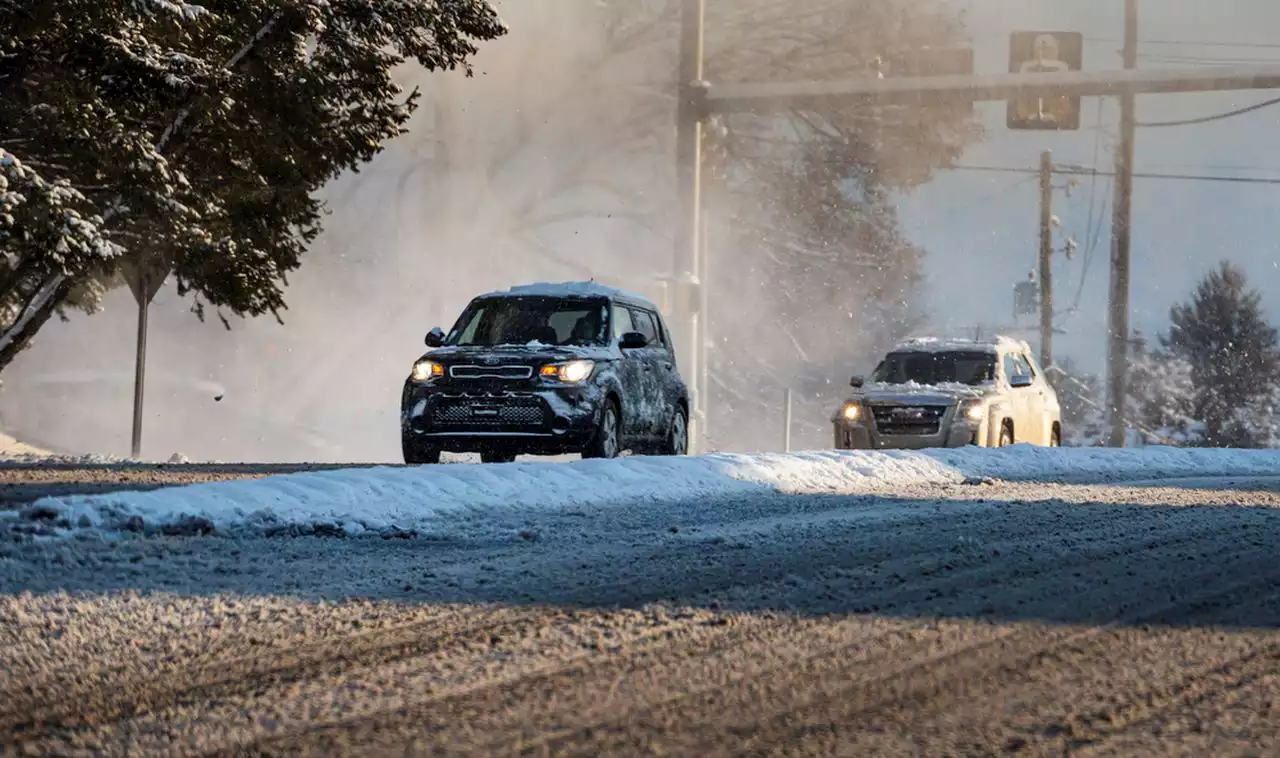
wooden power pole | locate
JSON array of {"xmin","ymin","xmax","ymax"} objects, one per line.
[
  {"xmin": 1108, "ymin": 0, "xmax": 1139, "ymax": 447},
  {"xmin": 1039, "ymin": 150, "xmax": 1054, "ymax": 368}
]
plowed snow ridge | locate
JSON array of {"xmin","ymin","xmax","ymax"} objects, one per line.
[{"xmin": 10, "ymin": 446, "xmax": 1280, "ymax": 539}]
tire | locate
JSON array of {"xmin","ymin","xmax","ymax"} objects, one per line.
[
  {"xmin": 661, "ymin": 407, "xmax": 689, "ymax": 456},
  {"xmin": 998, "ymin": 424, "xmax": 1014, "ymax": 448},
  {"xmin": 1050, "ymin": 425, "xmax": 1062, "ymax": 447},
  {"xmin": 402, "ymin": 436, "xmax": 441, "ymax": 465},
  {"xmin": 583, "ymin": 400, "xmax": 622, "ymax": 459},
  {"xmin": 481, "ymin": 450, "xmax": 517, "ymax": 464}
]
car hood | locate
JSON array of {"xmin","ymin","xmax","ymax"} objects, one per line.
[
  {"xmin": 850, "ymin": 381, "xmax": 993, "ymax": 406},
  {"xmin": 419, "ymin": 343, "xmax": 614, "ymax": 364}
]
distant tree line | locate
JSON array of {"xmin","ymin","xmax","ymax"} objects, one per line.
[{"xmin": 1051, "ymin": 261, "xmax": 1280, "ymax": 449}]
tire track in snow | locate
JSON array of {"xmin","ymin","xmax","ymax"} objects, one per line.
[
  {"xmin": 532, "ymin": 543, "xmax": 1280, "ymax": 756},
  {"xmin": 804, "ymin": 585, "xmax": 1280, "ymax": 756},
  {"xmin": 237, "ymin": 500, "xmax": 1274, "ymax": 755},
  {"xmin": 2, "ymin": 605, "xmax": 552, "ymax": 744}
]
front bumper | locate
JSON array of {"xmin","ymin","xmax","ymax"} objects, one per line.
[
  {"xmin": 833, "ymin": 405, "xmax": 990, "ymax": 450},
  {"xmin": 400, "ymin": 384, "xmax": 601, "ymax": 454}
]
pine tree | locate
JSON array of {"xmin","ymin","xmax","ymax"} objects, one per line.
[
  {"xmin": 1044, "ymin": 358, "xmax": 1107, "ymax": 445},
  {"xmin": 0, "ymin": 0, "xmax": 504, "ymax": 369},
  {"xmin": 1162, "ymin": 261, "xmax": 1280, "ymax": 448},
  {"xmin": 1126, "ymin": 332, "xmax": 1202, "ymax": 445}
]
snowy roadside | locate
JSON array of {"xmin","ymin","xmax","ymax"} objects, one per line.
[
  {"xmin": 0, "ymin": 430, "xmax": 133, "ymax": 466},
  {"xmin": 0, "ymin": 431, "xmax": 52, "ymax": 460},
  {"xmin": 6, "ymin": 445, "xmax": 1280, "ymax": 543}
]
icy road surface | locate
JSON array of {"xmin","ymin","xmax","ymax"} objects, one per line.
[{"xmin": 4, "ymin": 455, "xmax": 1280, "ymax": 755}]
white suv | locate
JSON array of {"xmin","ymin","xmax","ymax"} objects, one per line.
[{"xmin": 832, "ymin": 336, "xmax": 1062, "ymax": 450}]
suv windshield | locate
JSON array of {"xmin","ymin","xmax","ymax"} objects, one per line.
[
  {"xmin": 446, "ymin": 296, "xmax": 609, "ymax": 347},
  {"xmin": 871, "ymin": 351, "xmax": 996, "ymax": 386}
]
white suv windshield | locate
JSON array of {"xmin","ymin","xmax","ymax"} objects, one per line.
[{"xmin": 871, "ymin": 351, "xmax": 997, "ymax": 386}]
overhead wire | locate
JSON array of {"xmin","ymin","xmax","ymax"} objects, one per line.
[
  {"xmin": 1070, "ymin": 100, "xmax": 1112, "ymax": 314},
  {"xmin": 941, "ymin": 164, "xmax": 1280, "ymax": 184},
  {"xmin": 1136, "ymin": 95, "xmax": 1280, "ymax": 128}
]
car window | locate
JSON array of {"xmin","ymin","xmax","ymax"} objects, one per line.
[
  {"xmin": 1002, "ymin": 354, "xmax": 1019, "ymax": 382},
  {"xmin": 611, "ymin": 304, "xmax": 635, "ymax": 340},
  {"xmin": 445, "ymin": 297, "xmax": 608, "ymax": 347},
  {"xmin": 871, "ymin": 351, "xmax": 995, "ymax": 386},
  {"xmin": 1004, "ymin": 353, "xmax": 1034, "ymax": 383},
  {"xmin": 629, "ymin": 308, "xmax": 659, "ymax": 345},
  {"xmin": 648, "ymin": 311, "xmax": 669, "ymax": 348}
]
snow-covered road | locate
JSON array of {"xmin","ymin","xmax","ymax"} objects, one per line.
[{"xmin": 4, "ymin": 451, "xmax": 1280, "ymax": 755}]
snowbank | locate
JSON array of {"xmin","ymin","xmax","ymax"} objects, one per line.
[
  {"xmin": 10, "ymin": 446, "xmax": 1280, "ymax": 540},
  {"xmin": 0, "ymin": 431, "xmax": 131, "ymax": 465},
  {"xmin": 0, "ymin": 431, "xmax": 51, "ymax": 460}
]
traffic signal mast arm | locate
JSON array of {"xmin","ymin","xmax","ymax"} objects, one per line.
[{"xmin": 703, "ymin": 64, "xmax": 1280, "ymax": 114}]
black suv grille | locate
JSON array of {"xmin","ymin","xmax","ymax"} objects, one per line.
[
  {"xmin": 449, "ymin": 365, "xmax": 534, "ymax": 380},
  {"xmin": 870, "ymin": 404, "xmax": 949, "ymax": 436},
  {"xmin": 431, "ymin": 395, "xmax": 546, "ymax": 429}
]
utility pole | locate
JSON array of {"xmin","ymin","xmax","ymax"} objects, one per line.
[
  {"xmin": 130, "ymin": 284, "xmax": 149, "ymax": 459},
  {"xmin": 1108, "ymin": 0, "xmax": 1139, "ymax": 447},
  {"xmin": 675, "ymin": 0, "xmax": 706, "ymax": 453},
  {"xmin": 1038, "ymin": 149, "xmax": 1054, "ymax": 368},
  {"xmin": 122, "ymin": 261, "xmax": 165, "ymax": 460}
]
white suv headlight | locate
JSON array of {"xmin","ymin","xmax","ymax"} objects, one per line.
[{"xmin": 960, "ymin": 398, "xmax": 986, "ymax": 422}]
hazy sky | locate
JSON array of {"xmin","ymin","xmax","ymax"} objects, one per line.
[{"xmin": 898, "ymin": 0, "xmax": 1280, "ymax": 376}]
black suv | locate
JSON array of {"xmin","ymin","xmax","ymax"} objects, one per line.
[{"xmin": 400, "ymin": 282, "xmax": 691, "ymax": 463}]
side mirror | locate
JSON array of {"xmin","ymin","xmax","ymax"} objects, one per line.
[
  {"xmin": 1010, "ymin": 374, "xmax": 1033, "ymax": 388},
  {"xmin": 850, "ymin": 375, "xmax": 865, "ymax": 388},
  {"xmin": 424, "ymin": 327, "xmax": 445, "ymax": 348},
  {"xmin": 619, "ymin": 331, "xmax": 649, "ymax": 350}
]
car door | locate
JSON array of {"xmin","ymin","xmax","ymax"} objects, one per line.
[
  {"xmin": 610, "ymin": 303, "xmax": 647, "ymax": 439},
  {"xmin": 1006, "ymin": 352, "xmax": 1044, "ymax": 444},
  {"xmin": 1021, "ymin": 352, "xmax": 1057, "ymax": 444},
  {"xmin": 1001, "ymin": 352, "xmax": 1030, "ymax": 443},
  {"xmin": 626, "ymin": 307, "xmax": 667, "ymax": 438}
]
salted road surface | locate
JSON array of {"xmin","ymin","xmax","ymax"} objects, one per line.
[{"xmin": 3, "ymin": 471, "xmax": 1280, "ymax": 756}]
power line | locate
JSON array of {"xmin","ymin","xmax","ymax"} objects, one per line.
[
  {"xmin": 1072, "ymin": 101, "xmax": 1111, "ymax": 313},
  {"xmin": 1136, "ymin": 94, "xmax": 1280, "ymax": 127},
  {"xmin": 943, "ymin": 164, "xmax": 1280, "ymax": 184}
]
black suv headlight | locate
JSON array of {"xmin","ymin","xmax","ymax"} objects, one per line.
[
  {"xmin": 411, "ymin": 359, "xmax": 444, "ymax": 382},
  {"xmin": 539, "ymin": 360, "xmax": 595, "ymax": 384}
]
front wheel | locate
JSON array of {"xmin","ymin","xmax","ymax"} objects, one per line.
[
  {"xmin": 402, "ymin": 436, "xmax": 441, "ymax": 465},
  {"xmin": 997, "ymin": 424, "xmax": 1014, "ymax": 448},
  {"xmin": 1050, "ymin": 425, "xmax": 1061, "ymax": 447},
  {"xmin": 661, "ymin": 407, "xmax": 689, "ymax": 456},
  {"xmin": 583, "ymin": 401, "xmax": 622, "ymax": 459}
]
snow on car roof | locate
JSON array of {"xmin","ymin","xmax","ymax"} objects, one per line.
[
  {"xmin": 480, "ymin": 280, "xmax": 652, "ymax": 303},
  {"xmin": 890, "ymin": 335, "xmax": 1030, "ymax": 355}
]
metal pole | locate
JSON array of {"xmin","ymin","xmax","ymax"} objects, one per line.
[
  {"xmin": 130, "ymin": 275, "xmax": 149, "ymax": 459},
  {"xmin": 697, "ymin": 193, "xmax": 711, "ymax": 448},
  {"xmin": 1108, "ymin": 0, "xmax": 1138, "ymax": 447},
  {"xmin": 1038, "ymin": 149, "xmax": 1054, "ymax": 368},
  {"xmin": 783, "ymin": 388, "xmax": 793, "ymax": 453},
  {"xmin": 675, "ymin": 0, "xmax": 705, "ymax": 454}
]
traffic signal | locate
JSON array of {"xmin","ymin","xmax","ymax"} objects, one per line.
[{"xmin": 1007, "ymin": 31, "xmax": 1084, "ymax": 131}]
